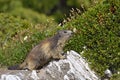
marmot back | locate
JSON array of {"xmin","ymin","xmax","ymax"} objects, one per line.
[{"xmin": 8, "ymin": 30, "xmax": 73, "ymax": 70}]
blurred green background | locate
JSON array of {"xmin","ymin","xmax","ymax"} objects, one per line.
[
  {"xmin": 0, "ymin": 0, "xmax": 101, "ymax": 23},
  {"xmin": 0, "ymin": 0, "xmax": 120, "ymax": 79}
]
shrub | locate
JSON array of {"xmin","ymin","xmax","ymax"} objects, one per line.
[
  {"xmin": 0, "ymin": 0, "xmax": 57, "ymax": 24},
  {"xmin": 0, "ymin": 13, "xmax": 56, "ymax": 66},
  {"xmin": 21, "ymin": 0, "xmax": 101, "ymax": 22},
  {"xmin": 63, "ymin": 0, "xmax": 120, "ymax": 76},
  {"xmin": 9, "ymin": 7, "xmax": 56, "ymax": 24},
  {"xmin": 0, "ymin": 0, "xmax": 101, "ymax": 23}
]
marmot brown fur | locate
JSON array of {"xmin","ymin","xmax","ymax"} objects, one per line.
[{"xmin": 8, "ymin": 30, "xmax": 73, "ymax": 70}]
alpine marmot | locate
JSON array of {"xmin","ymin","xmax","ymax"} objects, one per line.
[{"xmin": 8, "ymin": 30, "xmax": 73, "ymax": 70}]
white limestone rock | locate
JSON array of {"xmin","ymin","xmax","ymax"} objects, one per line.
[{"xmin": 0, "ymin": 50, "xmax": 99, "ymax": 80}]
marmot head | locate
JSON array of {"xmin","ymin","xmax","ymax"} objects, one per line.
[{"xmin": 57, "ymin": 30, "xmax": 73, "ymax": 42}]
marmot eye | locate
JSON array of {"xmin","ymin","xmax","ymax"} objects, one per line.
[{"xmin": 64, "ymin": 31, "xmax": 67, "ymax": 33}]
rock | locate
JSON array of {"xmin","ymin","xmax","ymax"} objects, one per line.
[
  {"xmin": 101, "ymin": 69, "xmax": 112, "ymax": 80},
  {"xmin": 0, "ymin": 50, "xmax": 99, "ymax": 80}
]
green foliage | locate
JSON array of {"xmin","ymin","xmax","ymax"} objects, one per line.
[
  {"xmin": 0, "ymin": 13, "xmax": 30, "ymax": 46},
  {"xmin": 0, "ymin": 13, "xmax": 29, "ymax": 66},
  {"xmin": 0, "ymin": 0, "xmax": 23, "ymax": 12},
  {"xmin": 111, "ymin": 73, "xmax": 120, "ymax": 80},
  {"xmin": 63, "ymin": 0, "xmax": 120, "ymax": 76},
  {"xmin": 22, "ymin": 0, "xmax": 59, "ymax": 13},
  {"xmin": 21, "ymin": 0, "xmax": 101, "ymax": 22},
  {"xmin": 0, "ymin": 0, "xmax": 57, "ymax": 24},
  {"xmin": 0, "ymin": 0, "xmax": 11, "ymax": 12},
  {"xmin": 9, "ymin": 7, "xmax": 56, "ymax": 24},
  {"xmin": 0, "ymin": 0, "xmax": 101, "ymax": 23},
  {"xmin": 0, "ymin": 13, "xmax": 55, "ymax": 66},
  {"xmin": 67, "ymin": 0, "xmax": 101, "ymax": 9}
]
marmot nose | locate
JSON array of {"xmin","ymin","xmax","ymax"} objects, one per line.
[{"xmin": 68, "ymin": 30, "xmax": 73, "ymax": 35}]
